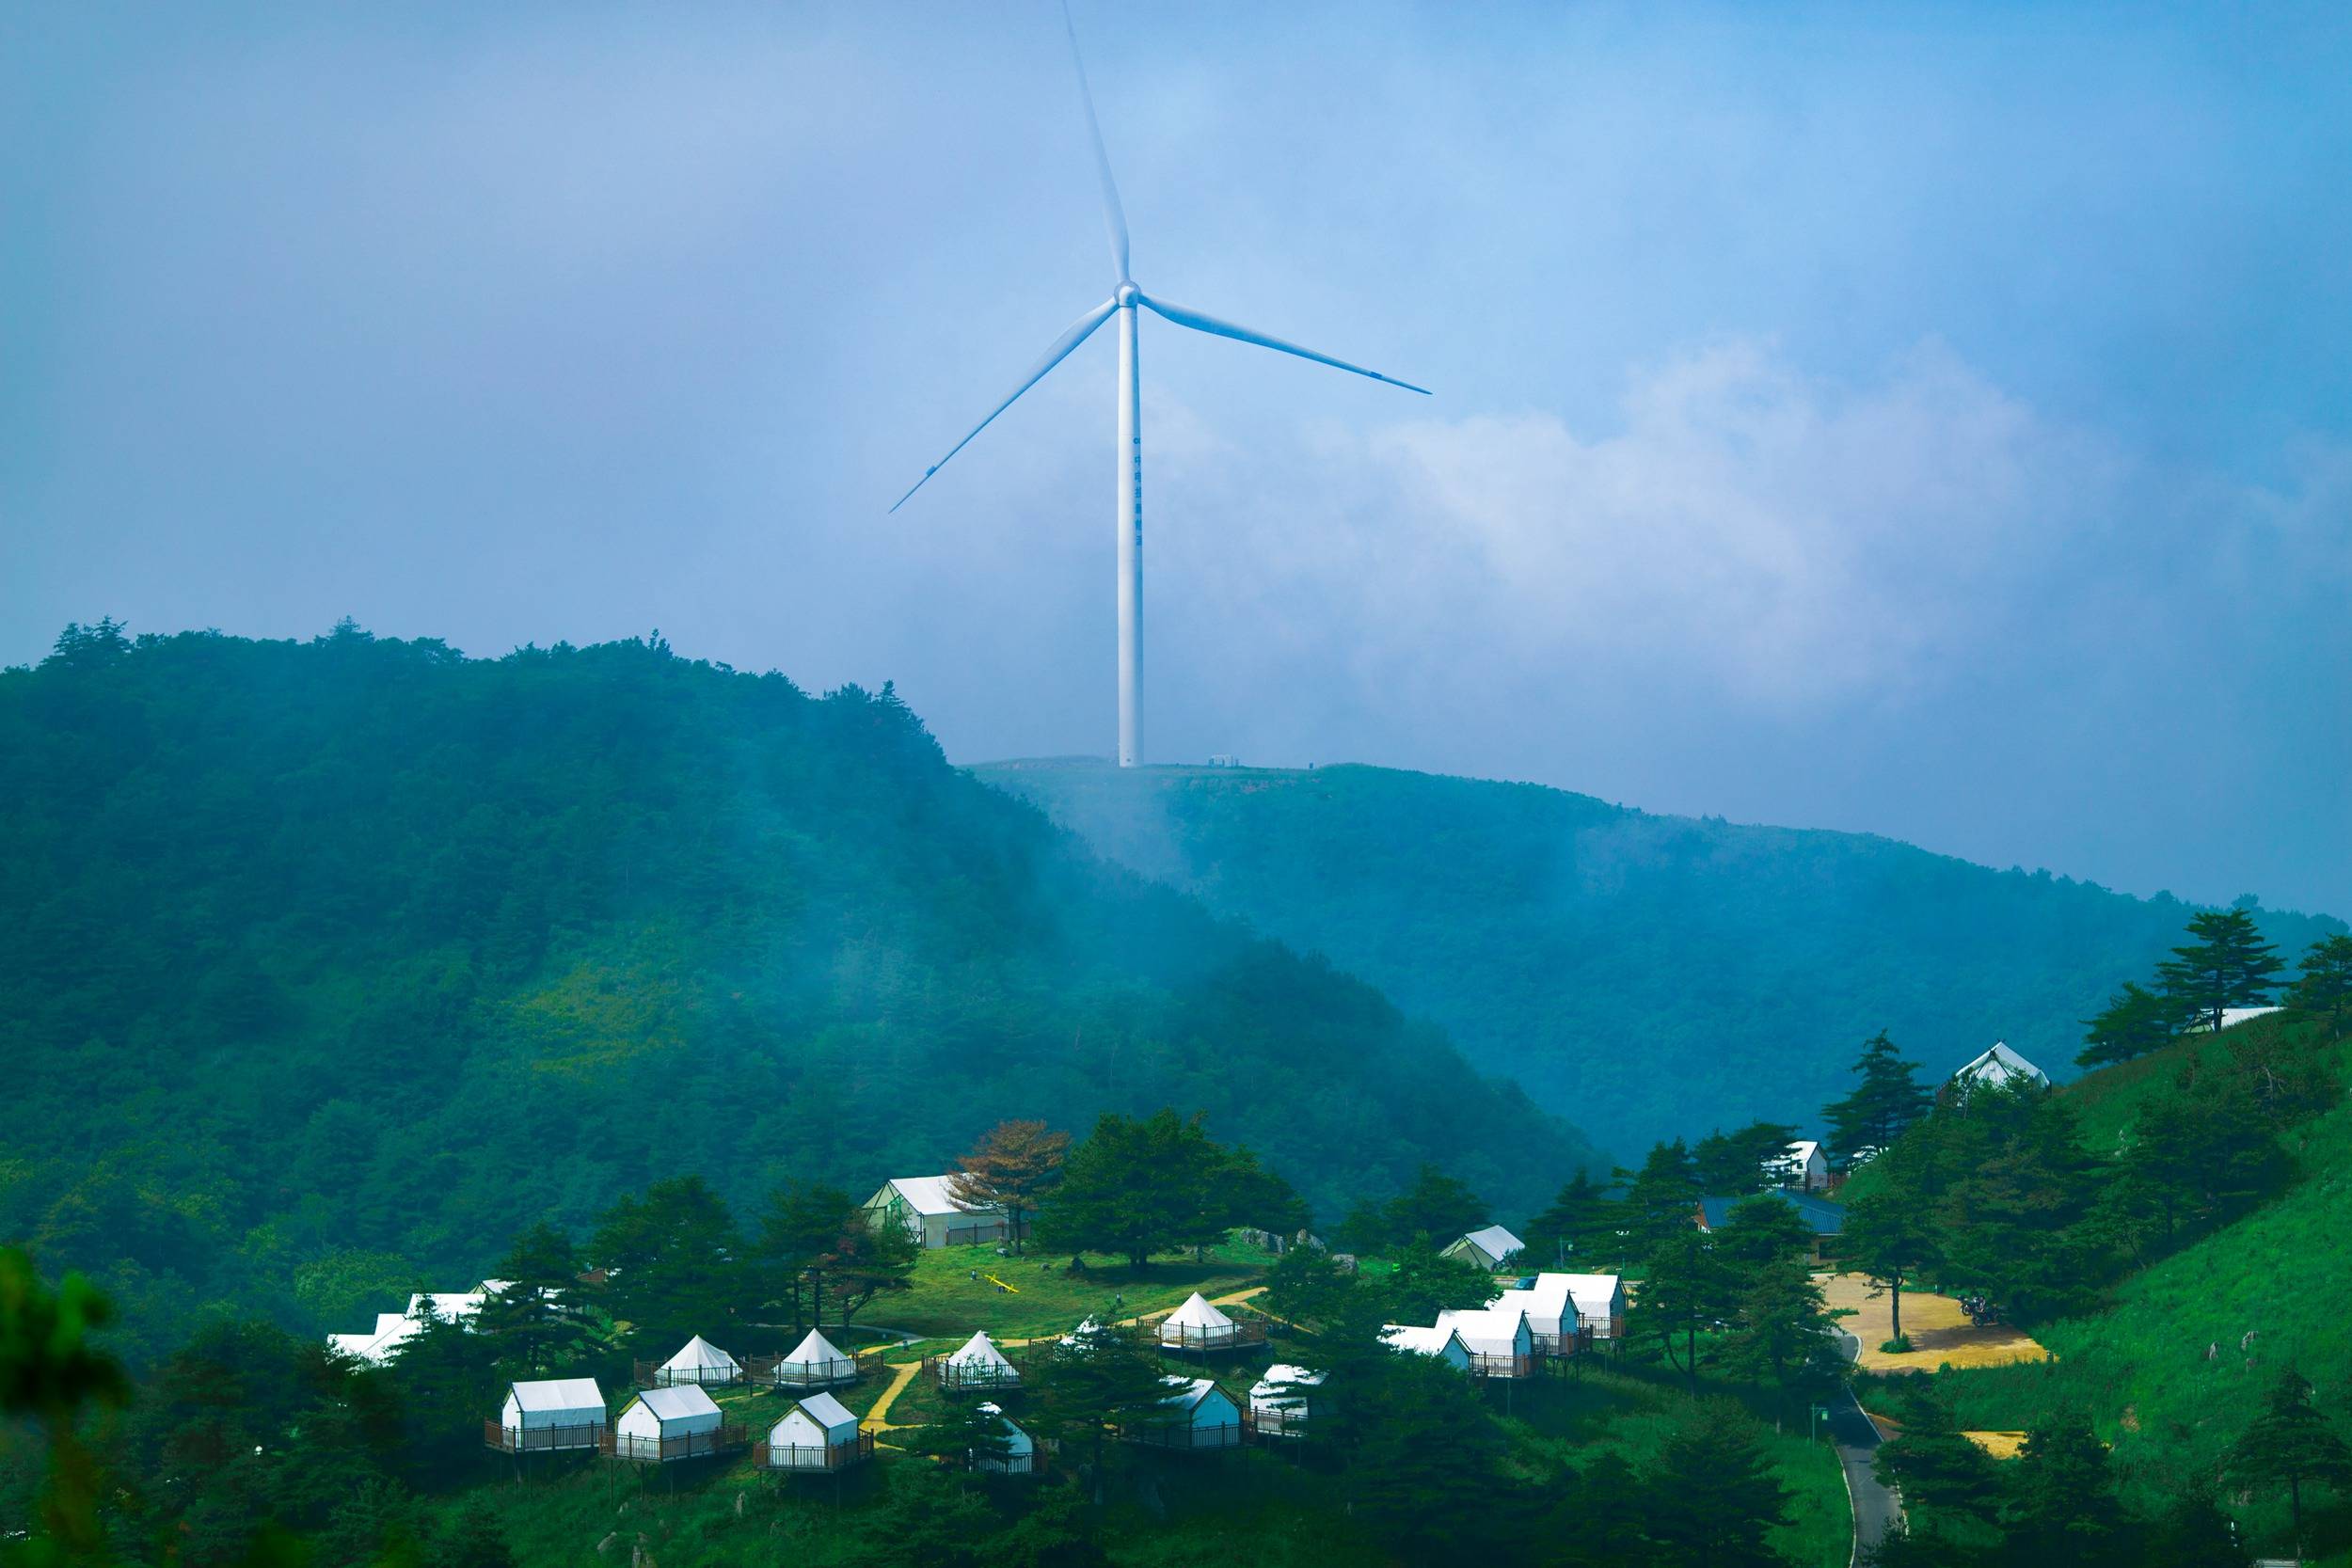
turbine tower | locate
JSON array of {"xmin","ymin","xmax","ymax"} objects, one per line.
[{"xmin": 891, "ymin": 3, "xmax": 1427, "ymax": 768}]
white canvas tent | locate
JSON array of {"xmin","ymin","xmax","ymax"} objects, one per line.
[
  {"xmin": 496, "ymin": 1378, "xmax": 605, "ymax": 1452},
  {"xmin": 1952, "ymin": 1041, "xmax": 2050, "ymax": 1092},
  {"xmin": 1497, "ymin": 1272, "xmax": 1627, "ymax": 1342},
  {"xmin": 861, "ymin": 1176, "xmax": 1008, "ymax": 1248},
  {"xmin": 1380, "ymin": 1323, "xmax": 1475, "ymax": 1371},
  {"xmin": 762, "ymin": 1392, "xmax": 864, "ymax": 1471},
  {"xmin": 772, "ymin": 1328, "xmax": 858, "ymax": 1389},
  {"xmin": 1158, "ymin": 1291, "xmax": 1239, "ymax": 1352},
  {"xmin": 658, "ymin": 1335, "xmax": 743, "ymax": 1387},
  {"xmin": 939, "ymin": 1330, "xmax": 1020, "ymax": 1388},
  {"xmin": 612, "ymin": 1386, "xmax": 725, "ymax": 1462},
  {"xmin": 1248, "ymin": 1364, "xmax": 1325, "ymax": 1438},
  {"xmin": 1442, "ymin": 1225, "xmax": 1526, "ymax": 1272},
  {"xmin": 1434, "ymin": 1302, "xmax": 1536, "ymax": 1376},
  {"xmin": 1130, "ymin": 1376, "xmax": 1244, "ymax": 1450},
  {"xmin": 1772, "ymin": 1140, "xmax": 1829, "ymax": 1192},
  {"xmin": 976, "ymin": 1402, "xmax": 1037, "ymax": 1475}
]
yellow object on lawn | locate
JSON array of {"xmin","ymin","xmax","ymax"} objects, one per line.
[{"xmin": 984, "ymin": 1274, "xmax": 1020, "ymax": 1293}]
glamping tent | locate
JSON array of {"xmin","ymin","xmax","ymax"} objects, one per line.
[
  {"xmin": 937, "ymin": 1330, "xmax": 1020, "ymax": 1389},
  {"xmin": 328, "ymin": 1312, "xmax": 417, "ymax": 1365},
  {"xmin": 493, "ymin": 1378, "xmax": 606, "ymax": 1452},
  {"xmin": 612, "ymin": 1386, "xmax": 731, "ymax": 1462},
  {"xmin": 977, "ymin": 1402, "xmax": 1038, "ymax": 1475},
  {"xmin": 1379, "ymin": 1323, "xmax": 1475, "ymax": 1372},
  {"xmin": 771, "ymin": 1328, "xmax": 858, "ymax": 1389},
  {"xmin": 1248, "ymin": 1365, "xmax": 1325, "ymax": 1438},
  {"xmin": 1772, "ymin": 1140, "xmax": 1829, "ymax": 1192},
  {"xmin": 760, "ymin": 1392, "xmax": 867, "ymax": 1471},
  {"xmin": 1496, "ymin": 1272, "xmax": 1626, "ymax": 1345},
  {"xmin": 1128, "ymin": 1377, "xmax": 1244, "ymax": 1450},
  {"xmin": 861, "ymin": 1176, "xmax": 1008, "ymax": 1248},
  {"xmin": 657, "ymin": 1336, "xmax": 743, "ymax": 1387},
  {"xmin": 1158, "ymin": 1291, "xmax": 1248, "ymax": 1352},
  {"xmin": 1951, "ymin": 1041, "xmax": 2050, "ymax": 1092},
  {"xmin": 1434, "ymin": 1302, "xmax": 1536, "ymax": 1376},
  {"xmin": 1441, "ymin": 1225, "xmax": 1526, "ymax": 1272}
]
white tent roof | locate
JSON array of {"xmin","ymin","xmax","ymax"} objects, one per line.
[
  {"xmin": 508, "ymin": 1377, "xmax": 603, "ymax": 1414},
  {"xmin": 632, "ymin": 1386, "xmax": 721, "ymax": 1423},
  {"xmin": 1454, "ymin": 1225, "xmax": 1525, "ymax": 1260},
  {"xmin": 1777, "ymin": 1139, "xmax": 1821, "ymax": 1167},
  {"xmin": 1380, "ymin": 1323, "xmax": 1468, "ymax": 1357},
  {"xmin": 1060, "ymin": 1316, "xmax": 1104, "ymax": 1347},
  {"xmin": 780, "ymin": 1328, "xmax": 850, "ymax": 1368},
  {"xmin": 661, "ymin": 1335, "xmax": 741, "ymax": 1373},
  {"xmin": 2220, "ymin": 1006, "xmax": 2283, "ymax": 1029},
  {"xmin": 1954, "ymin": 1040, "xmax": 2049, "ymax": 1089},
  {"xmin": 1159, "ymin": 1375, "xmax": 1222, "ymax": 1412},
  {"xmin": 947, "ymin": 1330, "xmax": 1015, "ymax": 1370},
  {"xmin": 407, "ymin": 1291, "xmax": 488, "ymax": 1322},
  {"xmin": 880, "ymin": 1176, "xmax": 987, "ymax": 1216},
  {"xmin": 1435, "ymin": 1303, "xmax": 1532, "ymax": 1355},
  {"xmin": 1250, "ymin": 1365, "xmax": 1326, "ymax": 1402},
  {"xmin": 1162, "ymin": 1292, "xmax": 1235, "ymax": 1330},
  {"xmin": 791, "ymin": 1391, "xmax": 858, "ymax": 1437}
]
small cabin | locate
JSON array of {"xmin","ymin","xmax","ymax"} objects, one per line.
[
  {"xmin": 612, "ymin": 1386, "xmax": 737, "ymax": 1463},
  {"xmin": 976, "ymin": 1402, "xmax": 1037, "ymax": 1475},
  {"xmin": 657, "ymin": 1335, "xmax": 743, "ymax": 1387},
  {"xmin": 1492, "ymin": 1271, "xmax": 1623, "ymax": 1351},
  {"xmin": 1442, "ymin": 1225, "xmax": 1526, "ymax": 1273},
  {"xmin": 862, "ymin": 1176, "xmax": 1008, "ymax": 1248},
  {"xmin": 1380, "ymin": 1323, "xmax": 1475, "ymax": 1372},
  {"xmin": 1248, "ymin": 1365, "xmax": 1325, "ymax": 1439},
  {"xmin": 935, "ymin": 1330, "xmax": 1020, "ymax": 1389},
  {"xmin": 760, "ymin": 1392, "xmax": 869, "ymax": 1471},
  {"xmin": 1772, "ymin": 1140, "xmax": 1830, "ymax": 1193},
  {"xmin": 1434, "ymin": 1302, "xmax": 1537, "ymax": 1377},
  {"xmin": 771, "ymin": 1327, "xmax": 858, "ymax": 1389},
  {"xmin": 490, "ymin": 1377, "xmax": 605, "ymax": 1453},
  {"xmin": 1126, "ymin": 1376, "xmax": 1244, "ymax": 1450}
]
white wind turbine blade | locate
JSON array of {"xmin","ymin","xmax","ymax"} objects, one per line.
[
  {"xmin": 1136, "ymin": 293, "xmax": 1430, "ymax": 395},
  {"xmin": 889, "ymin": 295, "xmax": 1120, "ymax": 512},
  {"xmin": 1060, "ymin": 0, "xmax": 1131, "ymax": 282}
]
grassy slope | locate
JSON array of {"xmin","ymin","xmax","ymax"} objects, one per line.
[
  {"xmin": 1931, "ymin": 1014, "xmax": 2352, "ymax": 1553},
  {"xmin": 975, "ymin": 758, "xmax": 2341, "ymax": 1156},
  {"xmin": 870, "ymin": 1241, "xmax": 1272, "ymax": 1342}
]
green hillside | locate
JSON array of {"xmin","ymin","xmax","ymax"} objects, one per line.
[
  {"xmin": 0, "ymin": 626, "xmax": 1597, "ymax": 1357},
  {"xmin": 1931, "ymin": 1012, "xmax": 2352, "ymax": 1545},
  {"xmin": 977, "ymin": 758, "xmax": 2343, "ymax": 1151}
]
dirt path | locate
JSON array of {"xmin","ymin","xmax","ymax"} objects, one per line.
[
  {"xmin": 1819, "ymin": 1273, "xmax": 2049, "ymax": 1372},
  {"xmin": 859, "ymin": 1358, "xmax": 923, "ymax": 1433}
]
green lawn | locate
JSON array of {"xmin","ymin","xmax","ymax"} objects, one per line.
[{"xmin": 861, "ymin": 1239, "xmax": 1275, "ymax": 1342}]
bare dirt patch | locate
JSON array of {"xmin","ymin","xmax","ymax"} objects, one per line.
[{"xmin": 1820, "ymin": 1272, "xmax": 2052, "ymax": 1372}]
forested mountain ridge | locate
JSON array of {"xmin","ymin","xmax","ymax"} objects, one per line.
[
  {"xmin": 976, "ymin": 758, "xmax": 2344, "ymax": 1149},
  {"xmin": 0, "ymin": 626, "xmax": 1597, "ymax": 1357}
]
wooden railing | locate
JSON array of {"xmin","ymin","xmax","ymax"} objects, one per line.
[
  {"xmin": 1155, "ymin": 1319, "xmax": 1271, "ymax": 1354},
  {"xmin": 1244, "ymin": 1404, "xmax": 1311, "ymax": 1441},
  {"xmin": 600, "ymin": 1422, "xmax": 750, "ymax": 1464},
  {"xmin": 484, "ymin": 1418, "xmax": 605, "ymax": 1453},
  {"xmin": 1119, "ymin": 1418, "xmax": 1248, "ymax": 1452},
  {"xmin": 752, "ymin": 1431, "xmax": 876, "ymax": 1472},
  {"xmin": 744, "ymin": 1351, "xmax": 863, "ymax": 1388},
  {"xmin": 631, "ymin": 1360, "xmax": 747, "ymax": 1389},
  {"xmin": 924, "ymin": 1352, "xmax": 1024, "ymax": 1389},
  {"xmin": 1466, "ymin": 1351, "xmax": 1540, "ymax": 1380}
]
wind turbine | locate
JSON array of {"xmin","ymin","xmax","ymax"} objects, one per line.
[{"xmin": 890, "ymin": 3, "xmax": 1428, "ymax": 768}]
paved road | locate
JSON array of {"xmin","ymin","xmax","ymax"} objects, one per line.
[{"xmin": 1832, "ymin": 1333, "xmax": 1902, "ymax": 1563}]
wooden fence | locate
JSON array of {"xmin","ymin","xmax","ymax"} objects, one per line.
[
  {"xmin": 631, "ymin": 1360, "xmax": 747, "ymax": 1390},
  {"xmin": 601, "ymin": 1422, "xmax": 751, "ymax": 1465},
  {"xmin": 745, "ymin": 1350, "xmax": 865, "ymax": 1389},
  {"xmin": 923, "ymin": 1351, "xmax": 1025, "ymax": 1390},
  {"xmin": 751, "ymin": 1431, "xmax": 877, "ymax": 1473},
  {"xmin": 484, "ymin": 1418, "xmax": 605, "ymax": 1454},
  {"xmin": 1153, "ymin": 1318, "xmax": 1271, "ymax": 1354},
  {"xmin": 1118, "ymin": 1418, "xmax": 1248, "ymax": 1452}
]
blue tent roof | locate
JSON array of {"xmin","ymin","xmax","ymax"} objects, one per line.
[{"xmin": 1697, "ymin": 1190, "xmax": 1845, "ymax": 1236}]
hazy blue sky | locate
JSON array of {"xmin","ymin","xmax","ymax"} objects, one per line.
[{"xmin": 6, "ymin": 2, "xmax": 2348, "ymax": 914}]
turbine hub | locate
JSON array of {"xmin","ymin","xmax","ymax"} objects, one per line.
[{"xmin": 1116, "ymin": 281, "xmax": 1141, "ymax": 307}]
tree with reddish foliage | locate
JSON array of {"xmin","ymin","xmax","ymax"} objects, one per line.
[{"xmin": 948, "ymin": 1118, "xmax": 1072, "ymax": 1254}]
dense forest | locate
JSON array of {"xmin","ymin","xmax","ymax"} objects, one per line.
[
  {"xmin": 0, "ymin": 625, "xmax": 1596, "ymax": 1360},
  {"xmin": 979, "ymin": 759, "xmax": 2344, "ymax": 1149}
]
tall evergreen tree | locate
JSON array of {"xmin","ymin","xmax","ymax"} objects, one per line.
[
  {"xmin": 1840, "ymin": 1190, "xmax": 1937, "ymax": 1346},
  {"xmin": 2157, "ymin": 908, "xmax": 2284, "ymax": 1033},
  {"xmin": 1643, "ymin": 1402, "xmax": 1791, "ymax": 1568},
  {"xmin": 1633, "ymin": 1229, "xmax": 1736, "ymax": 1393},
  {"xmin": 1025, "ymin": 1320, "xmax": 1169, "ymax": 1501},
  {"xmin": 1522, "ymin": 1169, "xmax": 1625, "ymax": 1269},
  {"xmin": 1692, "ymin": 1121, "xmax": 1801, "ymax": 1196},
  {"xmin": 1723, "ymin": 1253, "xmax": 1846, "ymax": 1433},
  {"xmin": 946, "ymin": 1118, "xmax": 1070, "ymax": 1254},
  {"xmin": 2225, "ymin": 1368, "xmax": 2352, "ymax": 1560},
  {"xmin": 588, "ymin": 1176, "xmax": 750, "ymax": 1354},
  {"xmin": 473, "ymin": 1223, "xmax": 596, "ymax": 1377},
  {"xmin": 1820, "ymin": 1031, "xmax": 1931, "ymax": 1165},
  {"xmin": 1620, "ymin": 1140, "xmax": 1702, "ymax": 1258},
  {"xmin": 2076, "ymin": 981, "xmax": 2175, "ymax": 1068},
  {"xmin": 2004, "ymin": 1413, "xmax": 2135, "ymax": 1568},
  {"xmin": 2288, "ymin": 932, "xmax": 2352, "ymax": 1037},
  {"xmin": 1033, "ymin": 1109, "xmax": 1232, "ymax": 1267},
  {"xmin": 1381, "ymin": 1164, "xmax": 1489, "ymax": 1245}
]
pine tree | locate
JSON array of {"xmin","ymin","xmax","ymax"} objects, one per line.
[
  {"xmin": 1633, "ymin": 1229, "xmax": 1735, "ymax": 1392},
  {"xmin": 2005, "ymin": 1413, "xmax": 2134, "ymax": 1568},
  {"xmin": 1032, "ymin": 1109, "xmax": 1234, "ymax": 1267},
  {"xmin": 2226, "ymin": 1368, "xmax": 2352, "ymax": 1559},
  {"xmin": 1840, "ymin": 1191, "xmax": 1937, "ymax": 1347},
  {"xmin": 1025, "ymin": 1320, "xmax": 1169, "ymax": 1500},
  {"xmin": 1620, "ymin": 1139, "xmax": 1702, "ymax": 1258},
  {"xmin": 1724, "ymin": 1253, "xmax": 1846, "ymax": 1433},
  {"xmin": 1381, "ymin": 1164, "xmax": 1488, "ymax": 1245},
  {"xmin": 1715, "ymin": 1194, "xmax": 1816, "ymax": 1269},
  {"xmin": 1643, "ymin": 1402, "xmax": 1791, "ymax": 1568},
  {"xmin": 1692, "ymin": 1121, "xmax": 1801, "ymax": 1196},
  {"xmin": 2076, "ymin": 981, "xmax": 2175, "ymax": 1068},
  {"xmin": 588, "ymin": 1176, "xmax": 751, "ymax": 1354},
  {"xmin": 474, "ymin": 1222, "xmax": 596, "ymax": 1376},
  {"xmin": 2157, "ymin": 908, "xmax": 2283, "ymax": 1033},
  {"xmin": 946, "ymin": 1119, "xmax": 1070, "ymax": 1254},
  {"xmin": 1521, "ymin": 1169, "xmax": 1625, "ymax": 1270},
  {"xmin": 2288, "ymin": 932, "xmax": 2352, "ymax": 1037},
  {"xmin": 1820, "ymin": 1031, "xmax": 1932, "ymax": 1165}
]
